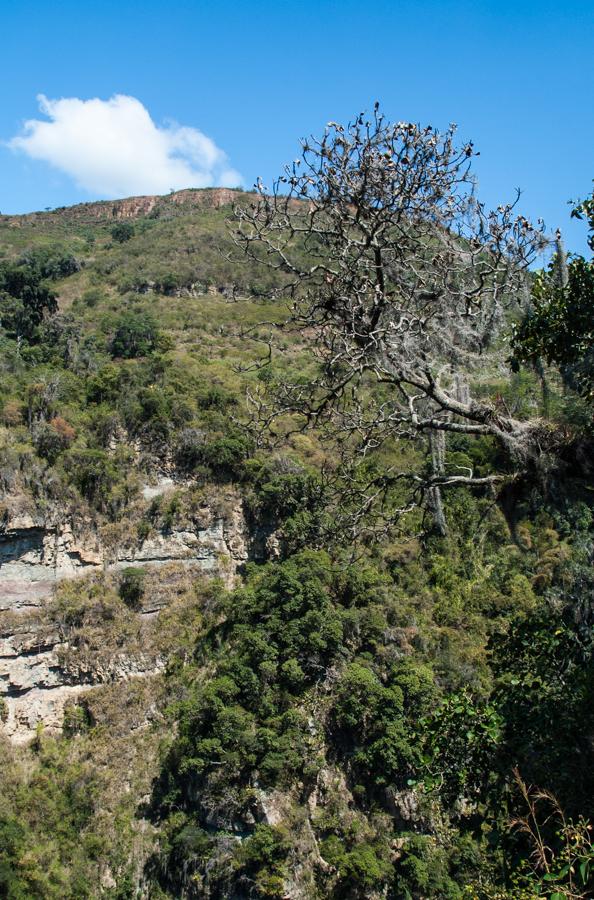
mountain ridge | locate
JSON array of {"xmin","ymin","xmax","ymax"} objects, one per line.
[{"xmin": 0, "ymin": 186, "xmax": 251, "ymax": 226}]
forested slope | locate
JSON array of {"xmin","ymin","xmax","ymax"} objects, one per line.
[{"xmin": 1, "ymin": 169, "xmax": 593, "ymax": 900}]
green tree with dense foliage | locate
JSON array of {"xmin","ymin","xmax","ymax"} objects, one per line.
[
  {"xmin": 512, "ymin": 188, "xmax": 594, "ymax": 405},
  {"xmin": 111, "ymin": 222, "xmax": 135, "ymax": 243},
  {"xmin": 110, "ymin": 310, "xmax": 160, "ymax": 358},
  {"xmin": 0, "ymin": 260, "xmax": 58, "ymax": 342}
]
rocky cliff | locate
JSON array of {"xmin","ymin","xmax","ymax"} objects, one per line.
[
  {"xmin": 0, "ymin": 619, "xmax": 164, "ymax": 744},
  {"xmin": 0, "ymin": 187, "xmax": 250, "ymax": 227},
  {"xmin": 0, "ymin": 482, "xmax": 251, "ymax": 743}
]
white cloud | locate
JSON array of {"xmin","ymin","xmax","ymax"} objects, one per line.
[{"xmin": 8, "ymin": 94, "xmax": 243, "ymax": 197}]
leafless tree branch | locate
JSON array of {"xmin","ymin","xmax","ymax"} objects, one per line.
[{"xmin": 232, "ymin": 106, "xmax": 551, "ymax": 534}]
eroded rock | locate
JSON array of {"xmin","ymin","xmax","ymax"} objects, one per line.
[
  {"xmin": 0, "ymin": 621, "xmax": 164, "ymax": 744},
  {"xmin": 0, "ymin": 494, "xmax": 249, "ymax": 613}
]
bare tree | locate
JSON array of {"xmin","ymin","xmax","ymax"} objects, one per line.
[{"xmin": 233, "ymin": 106, "xmax": 549, "ymax": 535}]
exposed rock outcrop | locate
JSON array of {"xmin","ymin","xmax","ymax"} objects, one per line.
[
  {"xmin": 1, "ymin": 187, "xmax": 249, "ymax": 227},
  {"xmin": 0, "ymin": 620, "xmax": 164, "ymax": 744},
  {"xmin": 0, "ymin": 493, "xmax": 249, "ymax": 613},
  {"xmin": 0, "ymin": 488, "xmax": 251, "ymax": 743}
]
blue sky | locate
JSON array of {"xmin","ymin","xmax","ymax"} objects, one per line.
[{"xmin": 1, "ymin": 0, "xmax": 593, "ymax": 254}]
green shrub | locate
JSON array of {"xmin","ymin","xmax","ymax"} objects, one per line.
[
  {"xmin": 63, "ymin": 701, "xmax": 93, "ymax": 736},
  {"xmin": 32, "ymin": 417, "xmax": 76, "ymax": 462},
  {"xmin": 63, "ymin": 448, "xmax": 136, "ymax": 514},
  {"xmin": 111, "ymin": 222, "xmax": 134, "ymax": 243},
  {"xmin": 118, "ymin": 567, "xmax": 146, "ymax": 609},
  {"xmin": 236, "ymin": 825, "xmax": 291, "ymax": 898},
  {"xmin": 110, "ymin": 311, "xmax": 160, "ymax": 359},
  {"xmin": 19, "ymin": 246, "xmax": 80, "ymax": 279},
  {"xmin": 0, "ymin": 260, "xmax": 58, "ymax": 341},
  {"xmin": 175, "ymin": 429, "xmax": 251, "ymax": 480}
]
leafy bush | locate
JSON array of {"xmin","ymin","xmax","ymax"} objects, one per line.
[
  {"xmin": 236, "ymin": 825, "xmax": 291, "ymax": 898},
  {"xmin": 63, "ymin": 701, "xmax": 93, "ymax": 736},
  {"xmin": 321, "ymin": 834, "xmax": 393, "ymax": 893},
  {"xmin": 19, "ymin": 246, "xmax": 80, "ymax": 280},
  {"xmin": 32, "ymin": 417, "xmax": 76, "ymax": 462},
  {"xmin": 175, "ymin": 429, "xmax": 252, "ymax": 480},
  {"xmin": 0, "ymin": 260, "xmax": 58, "ymax": 341},
  {"xmin": 419, "ymin": 689, "xmax": 502, "ymax": 803},
  {"xmin": 63, "ymin": 448, "xmax": 137, "ymax": 514},
  {"xmin": 174, "ymin": 428, "xmax": 206, "ymax": 470},
  {"xmin": 118, "ymin": 567, "xmax": 146, "ymax": 609},
  {"xmin": 111, "ymin": 222, "xmax": 134, "ymax": 243},
  {"xmin": 110, "ymin": 311, "xmax": 160, "ymax": 359},
  {"xmin": 331, "ymin": 661, "xmax": 428, "ymax": 793}
]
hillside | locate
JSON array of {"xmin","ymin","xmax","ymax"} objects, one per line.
[{"xmin": 1, "ymin": 186, "xmax": 593, "ymax": 900}]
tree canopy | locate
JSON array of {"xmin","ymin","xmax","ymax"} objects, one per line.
[
  {"xmin": 0, "ymin": 259, "xmax": 58, "ymax": 342},
  {"xmin": 512, "ymin": 189, "xmax": 594, "ymax": 405}
]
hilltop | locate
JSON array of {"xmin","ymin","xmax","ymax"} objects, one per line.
[{"xmin": 1, "ymin": 187, "xmax": 250, "ymax": 226}]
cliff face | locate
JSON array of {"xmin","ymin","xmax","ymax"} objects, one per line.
[
  {"xmin": 0, "ymin": 495, "xmax": 248, "ymax": 611},
  {"xmin": 0, "ymin": 483, "xmax": 251, "ymax": 744},
  {"xmin": 0, "ymin": 621, "xmax": 163, "ymax": 744}
]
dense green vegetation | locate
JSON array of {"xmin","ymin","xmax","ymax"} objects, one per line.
[
  {"xmin": 145, "ymin": 490, "xmax": 594, "ymax": 899},
  {"xmin": 512, "ymin": 195, "xmax": 594, "ymax": 405},
  {"xmin": 1, "ymin": 184, "xmax": 593, "ymax": 898}
]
